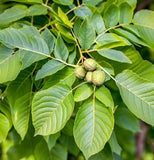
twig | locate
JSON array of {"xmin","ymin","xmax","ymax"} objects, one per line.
[
  {"xmin": 136, "ymin": 121, "xmax": 148, "ymax": 160},
  {"xmin": 66, "ymin": 4, "xmax": 83, "ymax": 15},
  {"xmin": 39, "ymin": 20, "xmax": 57, "ymax": 31},
  {"xmin": 95, "ymin": 24, "xmax": 126, "ymax": 42},
  {"xmin": 135, "ymin": 0, "xmax": 153, "ymax": 12},
  {"xmin": 45, "ymin": 0, "xmax": 49, "ymax": 5},
  {"xmin": 31, "ymin": 16, "xmax": 34, "ymax": 25},
  {"xmin": 42, "ymin": 3, "xmax": 53, "ymax": 12},
  {"xmin": 70, "ymin": 28, "xmax": 84, "ymax": 63},
  {"xmin": 82, "ymin": 49, "xmax": 96, "ymax": 54},
  {"xmin": 77, "ymin": 0, "xmax": 80, "ymax": 6}
]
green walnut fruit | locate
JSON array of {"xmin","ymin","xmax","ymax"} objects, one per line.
[
  {"xmin": 77, "ymin": 155, "xmax": 85, "ymax": 160},
  {"xmin": 92, "ymin": 70, "xmax": 106, "ymax": 86},
  {"xmin": 75, "ymin": 65, "xmax": 87, "ymax": 79},
  {"xmin": 83, "ymin": 58, "xmax": 97, "ymax": 71},
  {"xmin": 85, "ymin": 71, "xmax": 93, "ymax": 83}
]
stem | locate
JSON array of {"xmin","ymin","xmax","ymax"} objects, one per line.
[
  {"xmin": 85, "ymin": 52, "xmax": 115, "ymax": 81},
  {"xmin": 41, "ymin": 54, "xmax": 76, "ymax": 68},
  {"xmin": 31, "ymin": 16, "xmax": 34, "ymax": 25},
  {"xmin": 42, "ymin": 3, "xmax": 52, "ymax": 12},
  {"xmin": 97, "ymin": 63, "xmax": 116, "ymax": 81},
  {"xmin": 51, "ymin": 56, "xmax": 77, "ymax": 68},
  {"xmin": 0, "ymin": 86, "xmax": 8, "ymax": 100},
  {"xmin": 39, "ymin": 20, "xmax": 57, "ymax": 31},
  {"xmin": 95, "ymin": 24, "xmax": 127, "ymax": 42},
  {"xmin": 70, "ymin": 15, "xmax": 77, "ymax": 22},
  {"xmin": 77, "ymin": 0, "xmax": 80, "ymax": 6},
  {"xmin": 70, "ymin": 28, "xmax": 84, "ymax": 62},
  {"xmin": 66, "ymin": 4, "xmax": 84, "ymax": 15},
  {"xmin": 72, "ymin": 81, "xmax": 88, "ymax": 91},
  {"xmin": 45, "ymin": 0, "xmax": 49, "ymax": 5},
  {"xmin": 42, "ymin": 3, "xmax": 57, "ymax": 15},
  {"xmin": 82, "ymin": 49, "xmax": 96, "ymax": 54}
]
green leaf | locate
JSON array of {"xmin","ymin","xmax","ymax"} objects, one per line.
[
  {"xmin": 109, "ymin": 131, "xmax": 122, "ymax": 155},
  {"xmin": 35, "ymin": 59, "xmax": 65, "ymax": 80},
  {"xmin": 6, "ymin": 68, "xmax": 33, "ymax": 139},
  {"xmin": 0, "ymin": 5, "xmax": 27, "ymax": 26},
  {"xmin": 0, "ymin": 100, "xmax": 12, "ymax": 129},
  {"xmin": 111, "ymin": 28, "xmax": 148, "ymax": 47},
  {"xmin": 95, "ymin": 85, "xmax": 114, "ymax": 109},
  {"xmin": 96, "ymin": 33, "xmax": 123, "ymax": 45},
  {"xmin": 59, "ymin": 134, "xmax": 80, "ymax": 156},
  {"xmin": 20, "ymin": 50, "xmax": 47, "ymax": 70},
  {"xmin": 97, "ymin": 49, "xmax": 131, "ymax": 63},
  {"xmin": 6, "ymin": 0, "xmax": 42, "ymax": 3},
  {"xmin": 44, "ymin": 132, "xmax": 61, "ymax": 150},
  {"xmin": 125, "ymin": 47, "xmax": 154, "ymax": 83},
  {"xmin": 41, "ymin": 28, "xmax": 56, "ymax": 54},
  {"xmin": 74, "ymin": 6, "xmax": 92, "ymax": 19},
  {"xmin": 117, "ymin": 0, "xmax": 137, "ymax": 9},
  {"xmin": 83, "ymin": 0, "xmax": 102, "ymax": 6},
  {"xmin": 99, "ymin": 60, "xmax": 115, "ymax": 75},
  {"xmin": 68, "ymin": 48, "xmax": 76, "ymax": 64},
  {"xmin": 74, "ymin": 83, "xmax": 93, "ymax": 102},
  {"xmin": 0, "ymin": 26, "xmax": 49, "ymax": 55},
  {"xmin": 0, "ymin": 45, "xmax": 22, "ymax": 83},
  {"xmin": 34, "ymin": 138, "xmax": 50, "ymax": 160},
  {"xmin": 53, "ymin": 0, "xmax": 73, "ymax": 5},
  {"xmin": 115, "ymin": 106, "xmax": 140, "ymax": 133},
  {"xmin": 116, "ymin": 70, "xmax": 154, "ymax": 125},
  {"xmin": 0, "ymin": 113, "xmax": 9, "ymax": 143},
  {"xmin": 32, "ymin": 84, "xmax": 74, "ymax": 135},
  {"xmin": 90, "ymin": 10, "xmax": 106, "ymax": 34},
  {"xmin": 42, "ymin": 67, "xmax": 76, "ymax": 89},
  {"xmin": 62, "ymin": 119, "xmax": 74, "ymax": 136},
  {"xmin": 106, "ymin": 46, "xmax": 154, "ymax": 82},
  {"xmin": 54, "ymin": 34, "xmax": 69, "ymax": 61},
  {"xmin": 115, "ymin": 126, "xmax": 135, "ymax": 154},
  {"xmin": 73, "ymin": 18, "xmax": 82, "ymax": 37},
  {"xmin": 89, "ymin": 144, "xmax": 113, "ymax": 160},
  {"xmin": 119, "ymin": 2, "xmax": 133, "ymax": 24},
  {"xmin": 95, "ymin": 33, "xmax": 129, "ymax": 50},
  {"xmin": 50, "ymin": 143, "xmax": 67, "ymax": 160},
  {"xmin": 27, "ymin": 4, "xmax": 48, "ymax": 16},
  {"xmin": 78, "ymin": 18, "xmax": 95, "ymax": 50},
  {"xmin": 56, "ymin": 24, "xmax": 75, "ymax": 43},
  {"xmin": 58, "ymin": 7, "xmax": 72, "ymax": 28},
  {"xmin": 73, "ymin": 99, "xmax": 114, "ymax": 159},
  {"xmin": 133, "ymin": 10, "xmax": 154, "ymax": 48},
  {"xmin": 7, "ymin": 133, "xmax": 34, "ymax": 160},
  {"xmin": 104, "ymin": 4, "xmax": 119, "ymax": 28},
  {"xmin": 0, "ymin": 26, "xmax": 49, "ymax": 70}
]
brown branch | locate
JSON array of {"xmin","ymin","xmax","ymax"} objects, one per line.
[
  {"xmin": 135, "ymin": 121, "xmax": 148, "ymax": 160},
  {"xmin": 135, "ymin": 0, "xmax": 153, "ymax": 12}
]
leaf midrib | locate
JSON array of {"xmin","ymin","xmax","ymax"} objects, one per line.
[
  {"xmin": 36, "ymin": 88, "xmax": 72, "ymax": 133},
  {"xmin": 0, "ymin": 54, "xmax": 13, "ymax": 65},
  {"xmin": 0, "ymin": 40, "xmax": 50, "ymax": 58},
  {"xmin": 116, "ymin": 73, "xmax": 154, "ymax": 109}
]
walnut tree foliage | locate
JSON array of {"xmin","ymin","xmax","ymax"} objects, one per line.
[{"xmin": 0, "ymin": 0, "xmax": 154, "ymax": 160}]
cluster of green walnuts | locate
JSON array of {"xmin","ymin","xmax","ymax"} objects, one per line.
[{"xmin": 75, "ymin": 58, "xmax": 106, "ymax": 86}]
